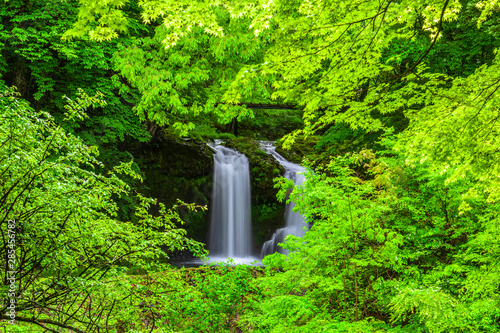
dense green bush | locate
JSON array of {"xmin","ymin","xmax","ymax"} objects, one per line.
[
  {"xmin": 0, "ymin": 89, "xmax": 206, "ymax": 332},
  {"xmin": 237, "ymin": 143, "xmax": 500, "ymax": 332}
]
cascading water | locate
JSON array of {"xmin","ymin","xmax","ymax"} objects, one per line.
[
  {"xmin": 260, "ymin": 142, "xmax": 307, "ymax": 257},
  {"xmin": 208, "ymin": 142, "xmax": 253, "ymax": 259}
]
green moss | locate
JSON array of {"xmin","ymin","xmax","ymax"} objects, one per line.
[
  {"xmin": 187, "ymin": 122, "xmax": 237, "ymax": 141},
  {"xmin": 217, "ymin": 132, "xmax": 236, "ymax": 140}
]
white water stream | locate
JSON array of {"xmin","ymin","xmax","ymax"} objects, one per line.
[
  {"xmin": 208, "ymin": 142, "xmax": 254, "ymax": 261},
  {"xmin": 259, "ymin": 141, "xmax": 307, "ymax": 257}
]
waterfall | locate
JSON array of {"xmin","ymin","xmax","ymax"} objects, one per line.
[
  {"xmin": 260, "ymin": 142, "xmax": 307, "ymax": 257},
  {"xmin": 208, "ymin": 143, "xmax": 252, "ymax": 259}
]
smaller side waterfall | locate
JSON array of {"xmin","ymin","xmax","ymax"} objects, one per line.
[
  {"xmin": 260, "ymin": 142, "xmax": 307, "ymax": 257},
  {"xmin": 208, "ymin": 143, "xmax": 252, "ymax": 259}
]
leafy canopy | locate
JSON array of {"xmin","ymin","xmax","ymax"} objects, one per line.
[{"xmin": 68, "ymin": 0, "xmax": 500, "ymax": 197}]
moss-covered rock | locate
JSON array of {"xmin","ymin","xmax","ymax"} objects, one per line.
[
  {"xmin": 151, "ymin": 134, "xmax": 213, "ymax": 179},
  {"xmin": 224, "ymin": 138, "xmax": 284, "ymax": 202}
]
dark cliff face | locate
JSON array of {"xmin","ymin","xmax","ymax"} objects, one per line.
[
  {"xmin": 150, "ymin": 135, "xmax": 214, "ymax": 180},
  {"xmin": 137, "ymin": 134, "xmax": 214, "ymax": 245}
]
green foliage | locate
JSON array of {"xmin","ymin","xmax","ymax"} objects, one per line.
[
  {"xmin": 113, "ymin": 7, "xmax": 271, "ymax": 136},
  {"xmin": 64, "ymin": 0, "xmax": 128, "ymax": 42},
  {"xmin": 100, "ymin": 262, "xmax": 254, "ymax": 332},
  {"xmin": 179, "ymin": 262, "xmax": 253, "ymax": 331},
  {"xmin": 262, "ymin": 152, "xmax": 398, "ymax": 324},
  {"xmin": 239, "ymin": 142, "xmax": 500, "ymax": 332},
  {"xmin": 238, "ymin": 108, "xmax": 304, "ymax": 140},
  {"xmin": 390, "ymin": 287, "xmax": 473, "ymax": 333},
  {"xmin": 255, "ymin": 203, "xmax": 281, "ymax": 222},
  {"xmin": 399, "ymin": 55, "xmax": 500, "ymax": 202},
  {"xmin": 275, "ymin": 135, "xmax": 321, "ymax": 164},
  {"xmin": 68, "ymin": 0, "xmax": 500, "ymax": 196},
  {"xmin": 314, "ymin": 116, "xmax": 407, "ymax": 159},
  {"xmin": 0, "ymin": 0, "xmax": 149, "ymax": 145},
  {"xmin": 0, "ymin": 89, "xmax": 206, "ymax": 331},
  {"xmin": 4, "ymin": 0, "xmax": 500, "ymax": 331}
]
